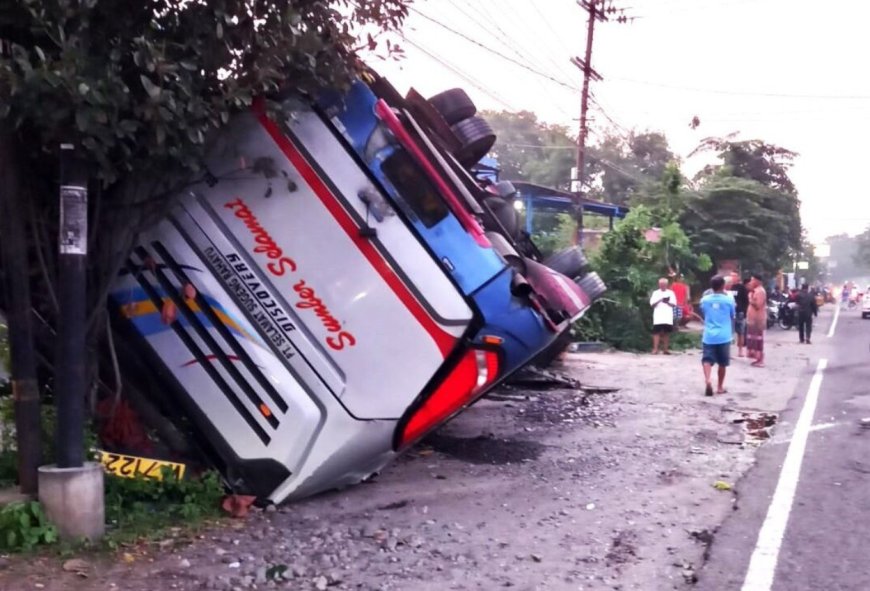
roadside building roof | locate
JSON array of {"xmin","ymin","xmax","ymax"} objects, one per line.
[{"xmin": 509, "ymin": 181, "xmax": 628, "ymax": 218}]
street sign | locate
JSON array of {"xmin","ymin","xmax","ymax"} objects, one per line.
[{"xmin": 797, "ymin": 261, "xmax": 809, "ymax": 270}]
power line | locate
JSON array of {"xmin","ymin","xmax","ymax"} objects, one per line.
[
  {"xmin": 451, "ymin": 0, "xmax": 570, "ymax": 83},
  {"xmin": 608, "ymin": 75, "xmax": 870, "ymax": 100},
  {"xmin": 400, "ymin": 37, "xmax": 519, "ymax": 111},
  {"xmin": 408, "ymin": 7, "xmax": 581, "ymax": 91},
  {"xmin": 480, "ymin": 0, "xmax": 579, "ymax": 84},
  {"xmin": 434, "ymin": 0, "xmax": 576, "ymax": 120},
  {"xmin": 589, "ymin": 95, "xmax": 634, "ymax": 138}
]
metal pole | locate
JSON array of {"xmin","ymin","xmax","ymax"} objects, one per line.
[
  {"xmin": 576, "ymin": 0, "xmax": 598, "ymax": 191},
  {"xmin": 55, "ymin": 144, "xmax": 88, "ymax": 468}
]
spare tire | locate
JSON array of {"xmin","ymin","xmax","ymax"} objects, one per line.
[
  {"xmin": 544, "ymin": 246, "xmax": 589, "ymax": 279},
  {"xmin": 576, "ymin": 272, "xmax": 607, "ymax": 301},
  {"xmin": 428, "ymin": 88, "xmax": 477, "ymax": 125},
  {"xmin": 452, "ymin": 116, "xmax": 497, "ymax": 167}
]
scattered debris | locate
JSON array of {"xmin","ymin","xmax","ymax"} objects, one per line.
[
  {"xmin": 713, "ymin": 480, "xmax": 733, "ymax": 491},
  {"xmin": 62, "ymin": 559, "xmax": 91, "ymax": 577},
  {"xmin": 733, "ymin": 412, "xmax": 778, "ymax": 440},
  {"xmin": 606, "ymin": 531, "xmax": 639, "ymax": 566},
  {"xmin": 221, "ymin": 494, "xmax": 258, "ymax": 518},
  {"xmin": 688, "ymin": 529, "xmax": 715, "ymax": 546},
  {"xmin": 424, "ymin": 433, "xmax": 545, "ymax": 465},
  {"xmin": 377, "ymin": 500, "xmax": 410, "ymax": 511}
]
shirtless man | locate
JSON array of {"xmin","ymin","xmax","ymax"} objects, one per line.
[{"xmin": 746, "ymin": 273, "xmax": 767, "ymax": 367}]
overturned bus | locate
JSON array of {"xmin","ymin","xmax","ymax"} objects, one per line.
[{"xmin": 106, "ymin": 72, "xmax": 606, "ymax": 503}]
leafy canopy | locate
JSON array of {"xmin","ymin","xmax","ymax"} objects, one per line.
[
  {"xmin": 586, "ymin": 131, "xmax": 676, "ymax": 206},
  {"xmin": 0, "ymin": 0, "xmax": 409, "ymax": 183},
  {"xmin": 482, "ymin": 110, "xmax": 576, "ymax": 190},
  {"xmin": 685, "ymin": 137, "xmax": 803, "ymax": 273}
]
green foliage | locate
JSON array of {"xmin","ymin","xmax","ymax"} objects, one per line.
[
  {"xmin": 587, "ymin": 131, "xmax": 676, "ymax": 206},
  {"xmin": 691, "ymin": 136, "xmax": 798, "ymax": 196},
  {"xmin": 686, "ymin": 136, "xmax": 802, "ymax": 273},
  {"xmin": 0, "ymin": 501, "xmax": 58, "ymax": 552},
  {"xmin": 482, "ymin": 110, "xmax": 576, "ymax": 189},
  {"xmin": 681, "ymin": 175, "xmax": 800, "ymax": 274},
  {"xmin": 583, "ymin": 205, "xmax": 709, "ymax": 351},
  {"xmin": 0, "ymin": 395, "xmax": 98, "ymax": 487},
  {"xmin": 530, "ymin": 212, "xmax": 575, "ymax": 257},
  {"xmin": 104, "ymin": 469, "xmax": 224, "ymax": 543},
  {"xmin": 0, "ymin": 0, "xmax": 409, "ymax": 184}
]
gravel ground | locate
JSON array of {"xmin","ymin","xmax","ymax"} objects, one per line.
[{"xmin": 0, "ymin": 326, "xmax": 815, "ymax": 591}]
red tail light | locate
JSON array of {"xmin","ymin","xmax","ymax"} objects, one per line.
[{"xmin": 397, "ymin": 347, "xmax": 501, "ymax": 449}]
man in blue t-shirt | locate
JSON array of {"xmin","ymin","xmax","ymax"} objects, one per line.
[{"xmin": 700, "ymin": 275, "xmax": 736, "ymax": 397}]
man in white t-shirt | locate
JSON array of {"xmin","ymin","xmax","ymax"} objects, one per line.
[{"xmin": 650, "ymin": 277, "xmax": 677, "ymax": 354}]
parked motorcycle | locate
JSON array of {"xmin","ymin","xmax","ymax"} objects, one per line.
[
  {"xmin": 778, "ymin": 300, "xmax": 797, "ymax": 330},
  {"xmin": 766, "ymin": 301, "xmax": 777, "ymax": 329}
]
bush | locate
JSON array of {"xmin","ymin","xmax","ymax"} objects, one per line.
[
  {"xmin": 574, "ymin": 205, "xmax": 711, "ymax": 351},
  {"xmin": 104, "ymin": 469, "xmax": 225, "ymax": 543},
  {"xmin": 0, "ymin": 501, "xmax": 58, "ymax": 552}
]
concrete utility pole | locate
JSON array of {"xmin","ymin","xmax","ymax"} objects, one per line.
[
  {"xmin": 571, "ymin": 0, "xmax": 633, "ymax": 194},
  {"xmin": 572, "ymin": 0, "xmax": 602, "ymax": 195},
  {"xmin": 55, "ymin": 143, "xmax": 88, "ymax": 469},
  {"xmin": 38, "ymin": 144, "xmax": 104, "ymax": 542}
]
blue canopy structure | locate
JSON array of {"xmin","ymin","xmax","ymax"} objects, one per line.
[{"xmin": 510, "ymin": 181, "xmax": 627, "ymax": 218}]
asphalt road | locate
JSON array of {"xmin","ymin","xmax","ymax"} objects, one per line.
[{"xmin": 700, "ymin": 304, "xmax": 870, "ymax": 591}]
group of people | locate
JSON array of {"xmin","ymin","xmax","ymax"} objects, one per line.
[{"xmin": 650, "ymin": 272, "xmax": 815, "ymax": 397}]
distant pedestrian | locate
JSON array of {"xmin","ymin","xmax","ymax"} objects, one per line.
[
  {"xmin": 649, "ymin": 277, "xmax": 677, "ymax": 355},
  {"xmin": 747, "ymin": 273, "xmax": 767, "ymax": 367},
  {"xmin": 796, "ymin": 283, "xmax": 819, "ymax": 344},
  {"xmin": 700, "ymin": 275, "xmax": 735, "ymax": 396},
  {"xmin": 841, "ymin": 282, "xmax": 851, "ymax": 309},
  {"xmin": 729, "ymin": 273, "xmax": 750, "ymax": 357}
]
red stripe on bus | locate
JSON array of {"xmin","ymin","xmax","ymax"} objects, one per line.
[{"xmin": 255, "ymin": 110, "xmax": 457, "ymax": 358}]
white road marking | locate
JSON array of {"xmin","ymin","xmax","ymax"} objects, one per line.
[
  {"xmin": 769, "ymin": 421, "xmax": 839, "ymax": 446},
  {"xmin": 741, "ymin": 359, "xmax": 828, "ymax": 591},
  {"xmin": 827, "ymin": 305, "xmax": 840, "ymax": 338}
]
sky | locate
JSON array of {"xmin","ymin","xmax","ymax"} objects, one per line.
[{"xmin": 363, "ymin": 0, "xmax": 870, "ymax": 245}]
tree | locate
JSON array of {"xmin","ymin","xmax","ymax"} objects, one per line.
[
  {"xmin": 680, "ymin": 176, "xmax": 799, "ymax": 274},
  {"xmin": 586, "ymin": 131, "xmax": 676, "ymax": 206},
  {"xmin": 0, "ymin": 0, "xmax": 410, "ymax": 485},
  {"xmin": 686, "ymin": 137, "xmax": 803, "ymax": 273},
  {"xmin": 482, "ymin": 110, "xmax": 576, "ymax": 190},
  {"xmin": 691, "ymin": 136, "xmax": 798, "ymax": 196}
]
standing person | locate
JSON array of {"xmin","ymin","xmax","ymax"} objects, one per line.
[
  {"xmin": 729, "ymin": 273, "xmax": 750, "ymax": 357},
  {"xmin": 671, "ymin": 274, "xmax": 689, "ymax": 330},
  {"xmin": 746, "ymin": 273, "xmax": 767, "ymax": 367},
  {"xmin": 649, "ymin": 277, "xmax": 677, "ymax": 355},
  {"xmin": 796, "ymin": 283, "xmax": 819, "ymax": 344},
  {"xmin": 700, "ymin": 276, "xmax": 735, "ymax": 396}
]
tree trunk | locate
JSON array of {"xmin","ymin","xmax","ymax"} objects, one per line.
[{"xmin": 0, "ymin": 128, "xmax": 42, "ymax": 494}]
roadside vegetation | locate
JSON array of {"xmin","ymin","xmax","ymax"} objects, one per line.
[{"xmin": 486, "ymin": 111, "xmax": 816, "ymax": 351}]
